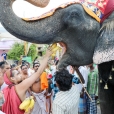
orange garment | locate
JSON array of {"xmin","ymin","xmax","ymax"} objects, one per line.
[
  {"xmin": 2, "ymin": 73, "xmax": 24, "ymax": 114},
  {"xmin": 40, "ymin": 72, "xmax": 48, "ymax": 90}
]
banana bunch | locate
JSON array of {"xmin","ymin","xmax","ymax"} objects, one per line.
[
  {"xmin": 50, "ymin": 43, "xmax": 60, "ymax": 58},
  {"xmin": 19, "ymin": 96, "xmax": 35, "ymax": 113}
]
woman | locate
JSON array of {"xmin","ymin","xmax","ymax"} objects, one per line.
[{"xmin": 1, "ymin": 48, "xmax": 52, "ymax": 114}]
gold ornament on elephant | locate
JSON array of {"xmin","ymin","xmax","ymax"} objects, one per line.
[
  {"xmin": 109, "ymin": 75, "xmax": 112, "ymax": 80},
  {"xmin": 100, "ymin": 79, "xmax": 102, "ymax": 83},
  {"xmin": 99, "ymin": 64, "xmax": 114, "ymax": 90},
  {"xmin": 112, "ymin": 67, "xmax": 114, "ymax": 71}
]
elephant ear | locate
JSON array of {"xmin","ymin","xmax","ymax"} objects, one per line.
[{"xmin": 93, "ymin": 12, "xmax": 114, "ymax": 64}]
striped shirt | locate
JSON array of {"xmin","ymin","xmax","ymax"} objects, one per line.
[
  {"xmin": 52, "ymin": 85, "xmax": 80, "ymax": 114},
  {"xmin": 87, "ymin": 70, "xmax": 98, "ymax": 96}
]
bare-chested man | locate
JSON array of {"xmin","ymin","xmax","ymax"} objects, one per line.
[{"xmin": 20, "ymin": 64, "xmax": 28, "ymax": 80}]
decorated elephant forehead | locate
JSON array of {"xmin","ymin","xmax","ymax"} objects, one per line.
[{"xmin": 13, "ymin": 0, "xmax": 113, "ymax": 23}]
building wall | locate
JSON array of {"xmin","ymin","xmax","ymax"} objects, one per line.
[{"xmin": 0, "ymin": 40, "xmax": 20, "ymax": 60}]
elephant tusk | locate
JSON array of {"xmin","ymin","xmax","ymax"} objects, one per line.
[{"xmin": 25, "ymin": 0, "xmax": 50, "ymax": 7}]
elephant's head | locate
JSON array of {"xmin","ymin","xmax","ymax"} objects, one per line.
[{"xmin": 0, "ymin": 0, "xmax": 113, "ymax": 69}]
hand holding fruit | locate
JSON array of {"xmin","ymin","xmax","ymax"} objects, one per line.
[{"xmin": 19, "ymin": 96, "xmax": 35, "ymax": 113}]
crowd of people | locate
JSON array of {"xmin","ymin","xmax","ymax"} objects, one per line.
[{"xmin": 0, "ymin": 48, "xmax": 98, "ymax": 114}]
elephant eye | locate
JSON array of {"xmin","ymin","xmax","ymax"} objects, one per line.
[
  {"xmin": 62, "ymin": 9, "xmax": 82, "ymax": 27},
  {"xmin": 70, "ymin": 11, "xmax": 80, "ymax": 18}
]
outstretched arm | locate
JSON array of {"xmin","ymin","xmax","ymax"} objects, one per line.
[
  {"xmin": 16, "ymin": 48, "xmax": 52, "ymax": 101},
  {"xmin": 25, "ymin": 0, "xmax": 50, "ymax": 7}
]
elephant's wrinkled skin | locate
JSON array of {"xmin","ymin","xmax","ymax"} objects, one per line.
[
  {"xmin": 0, "ymin": 0, "xmax": 100, "ymax": 68},
  {"xmin": 0, "ymin": 0, "xmax": 114, "ymax": 114}
]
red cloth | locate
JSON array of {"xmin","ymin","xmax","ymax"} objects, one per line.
[
  {"xmin": 101, "ymin": 0, "xmax": 114, "ymax": 23},
  {"xmin": 2, "ymin": 73, "xmax": 24, "ymax": 114},
  {"xmin": 3, "ymin": 73, "xmax": 12, "ymax": 85},
  {"xmin": 2, "ymin": 86, "xmax": 24, "ymax": 114},
  {"xmin": 47, "ymin": 74, "xmax": 52, "ymax": 79}
]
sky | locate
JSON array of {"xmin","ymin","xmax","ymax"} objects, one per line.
[
  {"xmin": 0, "ymin": 23, "xmax": 3, "ymax": 27},
  {"xmin": 12, "ymin": 0, "xmax": 74, "ymax": 18},
  {"xmin": 0, "ymin": 23, "xmax": 7, "ymax": 33}
]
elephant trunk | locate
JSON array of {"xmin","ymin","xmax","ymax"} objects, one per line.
[
  {"xmin": 25, "ymin": 0, "xmax": 50, "ymax": 7},
  {"xmin": 0, "ymin": 0, "xmax": 63, "ymax": 44}
]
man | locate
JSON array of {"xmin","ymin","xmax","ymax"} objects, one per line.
[
  {"xmin": 87, "ymin": 64, "xmax": 98, "ymax": 114},
  {"xmin": 11, "ymin": 63, "xmax": 17, "ymax": 70},
  {"xmin": 20, "ymin": 64, "xmax": 28, "ymax": 80},
  {"xmin": 1, "ymin": 50, "xmax": 7, "ymax": 61},
  {"xmin": 52, "ymin": 69, "xmax": 80, "ymax": 114},
  {"xmin": 26, "ymin": 62, "xmax": 34, "ymax": 76},
  {"xmin": 33, "ymin": 62, "xmax": 40, "ymax": 72},
  {"xmin": 0, "ymin": 61, "xmax": 10, "ymax": 91},
  {"xmin": 31, "ymin": 72, "xmax": 49, "ymax": 114},
  {"xmin": 0, "ymin": 61, "xmax": 10, "ymax": 113},
  {"xmin": 68, "ymin": 65, "xmax": 88, "ymax": 114},
  {"xmin": 30, "ymin": 61, "xmax": 49, "ymax": 114}
]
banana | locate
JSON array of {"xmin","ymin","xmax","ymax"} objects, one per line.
[
  {"xmin": 59, "ymin": 47, "xmax": 62, "ymax": 50},
  {"xmin": 19, "ymin": 97, "xmax": 31, "ymax": 110},
  {"xmin": 25, "ymin": 97, "xmax": 35, "ymax": 113},
  {"xmin": 29, "ymin": 96, "xmax": 34, "ymax": 99},
  {"xmin": 52, "ymin": 46, "xmax": 60, "ymax": 53},
  {"xmin": 50, "ymin": 43, "xmax": 57, "ymax": 49},
  {"xmin": 51, "ymin": 53, "xmax": 56, "ymax": 57}
]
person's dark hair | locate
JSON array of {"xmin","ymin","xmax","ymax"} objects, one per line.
[
  {"xmin": 0, "ymin": 61, "xmax": 8, "ymax": 69},
  {"xmin": 33, "ymin": 62, "xmax": 40, "ymax": 68},
  {"xmin": 22, "ymin": 60, "xmax": 26, "ymax": 65},
  {"xmin": 55, "ymin": 60, "xmax": 59, "ymax": 66},
  {"xmin": 20, "ymin": 64, "xmax": 27, "ymax": 69},
  {"xmin": 55, "ymin": 69, "xmax": 73, "ymax": 91},
  {"xmin": 48, "ymin": 79, "xmax": 52, "ymax": 93},
  {"xmin": 11, "ymin": 64, "xmax": 17, "ymax": 69},
  {"xmin": 25, "ymin": 62, "xmax": 30, "ymax": 66}
]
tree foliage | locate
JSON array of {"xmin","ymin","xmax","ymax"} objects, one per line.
[
  {"xmin": 27, "ymin": 44, "xmax": 37, "ymax": 61},
  {"xmin": 7, "ymin": 42, "xmax": 24, "ymax": 60},
  {"xmin": 42, "ymin": 44, "xmax": 48, "ymax": 55},
  {"xmin": 8, "ymin": 43, "xmax": 38, "ymax": 61}
]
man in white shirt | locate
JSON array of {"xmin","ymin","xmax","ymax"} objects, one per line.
[{"xmin": 52, "ymin": 69, "xmax": 80, "ymax": 114}]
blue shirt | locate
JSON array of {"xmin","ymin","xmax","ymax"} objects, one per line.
[{"xmin": 1, "ymin": 53, "xmax": 7, "ymax": 60}]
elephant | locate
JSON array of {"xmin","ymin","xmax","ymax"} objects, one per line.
[{"xmin": 0, "ymin": 0, "xmax": 114, "ymax": 114}]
